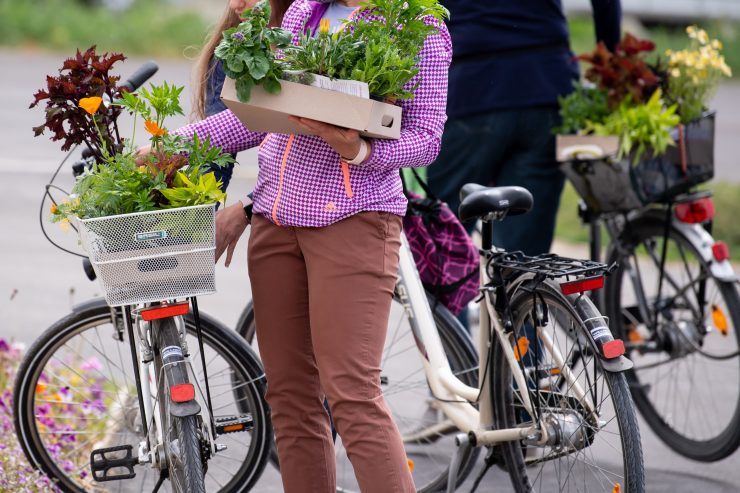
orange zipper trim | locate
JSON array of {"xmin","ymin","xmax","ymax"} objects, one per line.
[
  {"xmin": 271, "ymin": 134, "xmax": 295, "ymax": 225},
  {"xmin": 340, "ymin": 161, "xmax": 354, "ymax": 199}
]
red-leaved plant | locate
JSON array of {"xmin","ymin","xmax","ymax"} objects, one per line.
[
  {"xmin": 577, "ymin": 33, "xmax": 660, "ymax": 109},
  {"xmin": 30, "ymin": 46, "xmax": 128, "ymax": 162}
]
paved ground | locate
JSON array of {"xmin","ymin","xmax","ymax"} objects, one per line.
[{"xmin": 1, "ymin": 48, "xmax": 740, "ymax": 491}]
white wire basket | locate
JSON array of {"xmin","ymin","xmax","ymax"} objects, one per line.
[{"xmin": 75, "ymin": 204, "xmax": 217, "ymax": 307}]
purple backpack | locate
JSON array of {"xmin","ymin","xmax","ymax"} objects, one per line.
[{"xmin": 402, "ymin": 171, "xmax": 480, "ymax": 315}]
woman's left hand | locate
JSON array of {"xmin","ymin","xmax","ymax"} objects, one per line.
[
  {"xmin": 289, "ymin": 116, "xmax": 363, "ymax": 161},
  {"xmin": 215, "ymin": 201, "xmax": 250, "ymax": 268}
]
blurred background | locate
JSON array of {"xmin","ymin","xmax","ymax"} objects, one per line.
[{"xmin": 0, "ymin": 0, "xmax": 739, "ymax": 491}]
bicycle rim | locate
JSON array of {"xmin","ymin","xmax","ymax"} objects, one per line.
[
  {"xmin": 493, "ymin": 283, "xmax": 644, "ymax": 492},
  {"xmin": 13, "ymin": 301, "xmax": 270, "ymax": 493},
  {"xmin": 606, "ymin": 218, "xmax": 740, "ymax": 460}
]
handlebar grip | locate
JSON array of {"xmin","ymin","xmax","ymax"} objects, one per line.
[{"xmin": 120, "ymin": 61, "xmax": 159, "ymax": 92}]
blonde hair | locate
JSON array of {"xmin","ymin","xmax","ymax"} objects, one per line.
[
  {"xmin": 191, "ymin": 6, "xmax": 241, "ymax": 121},
  {"xmin": 191, "ymin": 1, "xmax": 293, "ymax": 121}
]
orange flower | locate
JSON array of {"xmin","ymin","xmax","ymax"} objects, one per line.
[
  {"xmin": 79, "ymin": 96, "xmax": 103, "ymax": 115},
  {"xmin": 36, "ymin": 383, "xmax": 47, "ymax": 394},
  {"xmin": 50, "ymin": 203, "xmax": 58, "ymax": 214},
  {"xmin": 144, "ymin": 120, "xmax": 167, "ymax": 136}
]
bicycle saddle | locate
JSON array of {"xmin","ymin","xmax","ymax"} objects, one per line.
[{"xmin": 458, "ymin": 184, "xmax": 533, "ymax": 222}]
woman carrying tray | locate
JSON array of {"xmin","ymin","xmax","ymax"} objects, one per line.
[{"xmin": 171, "ymin": 0, "xmax": 451, "ymax": 491}]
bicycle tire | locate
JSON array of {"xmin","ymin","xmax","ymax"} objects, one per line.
[
  {"xmin": 492, "ymin": 281, "xmax": 645, "ymax": 492},
  {"xmin": 236, "ymin": 294, "xmax": 481, "ymax": 492},
  {"xmin": 13, "ymin": 298, "xmax": 272, "ymax": 493},
  {"xmin": 152, "ymin": 317, "xmax": 205, "ymax": 493},
  {"xmin": 605, "ymin": 215, "xmax": 740, "ymax": 461}
]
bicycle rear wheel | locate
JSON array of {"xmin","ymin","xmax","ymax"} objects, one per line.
[
  {"xmin": 605, "ymin": 216, "xmax": 740, "ymax": 461},
  {"xmin": 237, "ymin": 295, "xmax": 481, "ymax": 492},
  {"xmin": 13, "ymin": 299, "xmax": 271, "ymax": 493},
  {"xmin": 153, "ymin": 317, "xmax": 205, "ymax": 493},
  {"xmin": 492, "ymin": 281, "xmax": 644, "ymax": 492}
]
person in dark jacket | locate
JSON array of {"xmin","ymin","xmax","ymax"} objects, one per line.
[{"xmin": 429, "ymin": 0, "xmax": 621, "ymax": 256}]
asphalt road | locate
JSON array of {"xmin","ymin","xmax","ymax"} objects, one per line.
[{"xmin": 1, "ymin": 47, "xmax": 739, "ymax": 492}]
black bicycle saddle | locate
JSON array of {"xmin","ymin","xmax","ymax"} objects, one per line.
[{"xmin": 458, "ymin": 184, "xmax": 534, "ymax": 222}]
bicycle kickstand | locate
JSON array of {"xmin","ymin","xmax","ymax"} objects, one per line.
[{"xmin": 446, "ymin": 433, "xmax": 472, "ymax": 493}]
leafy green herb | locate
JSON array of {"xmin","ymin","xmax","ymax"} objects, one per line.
[
  {"xmin": 214, "ymin": 0, "xmax": 293, "ymax": 101},
  {"xmin": 555, "ymin": 84, "xmax": 610, "ymax": 134},
  {"xmin": 590, "ymin": 89, "xmax": 680, "ymax": 163},
  {"xmin": 159, "ymin": 171, "xmax": 227, "ymax": 209}
]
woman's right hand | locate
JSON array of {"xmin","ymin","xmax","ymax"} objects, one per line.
[{"xmin": 216, "ymin": 200, "xmax": 250, "ymax": 267}]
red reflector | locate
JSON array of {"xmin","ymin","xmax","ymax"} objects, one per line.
[
  {"xmin": 560, "ymin": 276, "xmax": 605, "ymax": 295},
  {"xmin": 675, "ymin": 197, "xmax": 715, "ymax": 224},
  {"xmin": 602, "ymin": 339, "xmax": 625, "ymax": 359},
  {"xmin": 141, "ymin": 303, "xmax": 189, "ymax": 321},
  {"xmin": 712, "ymin": 241, "xmax": 730, "ymax": 262},
  {"xmin": 170, "ymin": 383, "xmax": 195, "ymax": 403}
]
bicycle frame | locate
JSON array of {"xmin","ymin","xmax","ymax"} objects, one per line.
[{"xmin": 395, "ymin": 229, "xmax": 598, "ymax": 447}]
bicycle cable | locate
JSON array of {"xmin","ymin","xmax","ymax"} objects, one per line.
[{"xmin": 38, "ymin": 145, "xmax": 87, "ymax": 258}]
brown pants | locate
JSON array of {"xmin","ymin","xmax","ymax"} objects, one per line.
[{"xmin": 248, "ymin": 212, "xmax": 415, "ymax": 493}]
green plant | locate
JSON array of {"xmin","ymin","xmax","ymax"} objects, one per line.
[
  {"xmin": 214, "ymin": 0, "xmax": 293, "ymax": 101},
  {"xmin": 327, "ymin": 0, "xmax": 449, "ymax": 99},
  {"xmin": 556, "ymin": 84, "xmax": 610, "ymax": 134},
  {"xmin": 665, "ymin": 26, "xmax": 732, "ymax": 123},
  {"xmin": 590, "ymin": 89, "xmax": 680, "ymax": 162}
]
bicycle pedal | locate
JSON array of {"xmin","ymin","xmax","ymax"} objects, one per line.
[
  {"xmin": 215, "ymin": 414, "xmax": 254, "ymax": 435},
  {"xmin": 90, "ymin": 445, "xmax": 137, "ymax": 482}
]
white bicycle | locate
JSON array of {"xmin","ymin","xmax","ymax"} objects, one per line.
[{"xmin": 241, "ymin": 183, "xmax": 646, "ymax": 492}]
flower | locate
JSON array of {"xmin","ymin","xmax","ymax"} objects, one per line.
[
  {"xmin": 78, "ymin": 96, "xmax": 103, "ymax": 115},
  {"xmin": 49, "ymin": 203, "xmax": 58, "ymax": 214},
  {"xmin": 231, "ymin": 31, "xmax": 245, "ymax": 41},
  {"xmin": 319, "ymin": 18, "xmax": 331, "ymax": 34},
  {"xmin": 144, "ymin": 119, "xmax": 167, "ymax": 136}
]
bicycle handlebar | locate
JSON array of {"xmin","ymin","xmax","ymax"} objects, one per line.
[{"xmin": 120, "ymin": 60, "xmax": 159, "ymax": 92}]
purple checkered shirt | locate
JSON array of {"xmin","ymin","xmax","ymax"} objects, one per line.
[{"xmin": 173, "ymin": 0, "xmax": 451, "ymax": 227}]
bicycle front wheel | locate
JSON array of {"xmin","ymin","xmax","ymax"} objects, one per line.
[
  {"xmin": 605, "ymin": 216, "xmax": 740, "ymax": 461},
  {"xmin": 492, "ymin": 281, "xmax": 644, "ymax": 492},
  {"xmin": 13, "ymin": 299, "xmax": 271, "ymax": 493},
  {"xmin": 153, "ymin": 317, "xmax": 205, "ymax": 493}
]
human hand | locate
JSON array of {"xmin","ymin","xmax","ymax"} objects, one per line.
[
  {"xmin": 216, "ymin": 201, "xmax": 250, "ymax": 267},
  {"xmin": 288, "ymin": 116, "xmax": 366, "ymax": 162},
  {"xmin": 135, "ymin": 144, "xmax": 152, "ymax": 166}
]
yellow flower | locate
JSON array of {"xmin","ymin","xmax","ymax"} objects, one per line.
[
  {"xmin": 79, "ymin": 96, "xmax": 103, "ymax": 115},
  {"xmin": 319, "ymin": 18, "xmax": 330, "ymax": 34},
  {"xmin": 59, "ymin": 217, "xmax": 71, "ymax": 233},
  {"xmin": 712, "ymin": 39, "xmax": 723, "ymax": 50},
  {"xmin": 144, "ymin": 120, "xmax": 167, "ymax": 136},
  {"xmin": 671, "ymin": 68, "xmax": 681, "ymax": 77},
  {"xmin": 50, "ymin": 203, "xmax": 58, "ymax": 214}
]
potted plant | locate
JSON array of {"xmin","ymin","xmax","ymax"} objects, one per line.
[{"xmin": 556, "ymin": 28, "xmax": 731, "ymax": 212}]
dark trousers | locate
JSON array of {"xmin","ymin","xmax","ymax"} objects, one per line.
[{"xmin": 428, "ymin": 106, "xmax": 565, "ymax": 256}]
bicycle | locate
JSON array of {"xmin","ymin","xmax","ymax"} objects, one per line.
[
  {"xmin": 561, "ymin": 126, "xmax": 740, "ymax": 462},
  {"xmin": 242, "ymin": 183, "xmax": 646, "ymax": 492},
  {"xmin": 14, "ymin": 63, "xmax": 273, "ymax": 493}
]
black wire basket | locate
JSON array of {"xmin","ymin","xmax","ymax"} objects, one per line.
[{"xmin": 560, "ymin": 112, "xmax": 715, "ymax": 214}]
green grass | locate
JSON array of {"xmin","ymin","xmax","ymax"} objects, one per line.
[
  {"xmin": 0, "ymin": 0, "xmax": 210, "ymax": 57},
  {"xmin": 555, "ymin": 180, "xmax": 740, "ymax": 256}
]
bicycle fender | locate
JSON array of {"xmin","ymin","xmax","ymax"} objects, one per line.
[
  {"xmin": 169, "ymin": 399, "xmax": 201, "ymax": 418},
  {"xmin": 672, "ymin": 220, "xmax": 737, "ymax": 283},
  {"xmin": 571, "ymin": 293, "xmax": 634, "ymax": 373}
]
